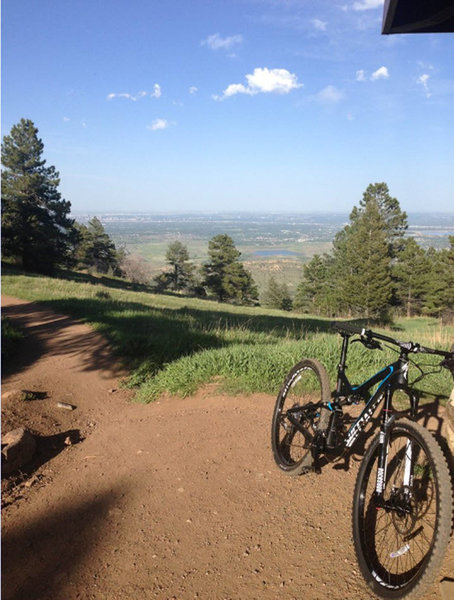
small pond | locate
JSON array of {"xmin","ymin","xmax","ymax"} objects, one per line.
[{"xmin": 253, "ymin": 249, "xmax": 301, "ymax": 257}]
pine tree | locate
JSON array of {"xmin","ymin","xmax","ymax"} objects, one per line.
[
  {"xmin": 202, "ymin": 234, "xmax": 258, "ymax": 305},
  {"xmin": 343, "ymin": 199, "xmax": 393, "ymax": 319},
  {"xmin": 296, "ymin": 183, "xmax": 402, "ymax": 320},
  {"xmin": 444, "ymin": 237, "xmax": 454, "ymax": 318},
  {"xmin": 74, "ymin": 217, "xmax": 119, "ymax": 274},
  {"xmin": 392, "ymin": 238, "xmax": 428, "ymax": 317},
  {"xmin": 356, "ymin": 182, "xmax": 407, "ymax": 256},
  {"xmin": 1, "ymin": 119, "xmax": 75, "ymax": 272},
  {"xmin": 328, "ymin": 228, "xmax": 353, "ymax": 316},
  {"xmin": 262, "ymin": 276, "xmax": 293, "ymax": 311},
  {"xmin": 293, "ymin": 255, "xmax": 335, "ymax": 315},
  {"xmin": 165, "ymin": 241, "xmax": 195, "ymax": 291},
  {"xmin": 422, "ymin": 241, "xmax": 454, "ymax": 319},
  {"xmin": 326, "ymin": 184, "xmax": 406, "ymax": 320}
]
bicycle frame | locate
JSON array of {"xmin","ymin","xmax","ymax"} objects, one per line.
[
  {"xmin": 330, "ymin": 333, "xmax": 417, "ymax": 451},
  {"xmin": 273, "ymin": 322, "xmax": 454, "ymax": 597}
]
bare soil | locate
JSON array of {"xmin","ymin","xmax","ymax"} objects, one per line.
[{"xmin": 1, "ymin": 296, "xmax": 453, "ymax": 600}]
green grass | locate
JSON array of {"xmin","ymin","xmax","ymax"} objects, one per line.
[{"xmin": 2, "ymin": 264, "xmax": 453, "ymax": 404}]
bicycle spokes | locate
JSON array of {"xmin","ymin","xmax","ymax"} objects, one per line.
[
  {"xmin": 353, "ymin": 420, "xmax": 450, "ymax": 597},
  {"xmin": 271, "ymin": 359, "xmax": 331, "ymax": 475}
]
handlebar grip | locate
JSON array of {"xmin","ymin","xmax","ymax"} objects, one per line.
[
  {"xmin": 419, "ymin": 345, "xmax": 440, "ymax": 355},
  {"xmin": 419, "ymin": 346, "xmax": 454, "ymax": 361},
  {"xmin": 331, "ymin": 321, "xmax": 367, "ymax": 336}
]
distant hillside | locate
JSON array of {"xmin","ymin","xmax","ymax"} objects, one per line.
[{"xmin": 71, "ymin": 212, "xmax": 454, "ymax": 294}]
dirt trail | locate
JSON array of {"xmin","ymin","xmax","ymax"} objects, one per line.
[{"xmin": 1, "ymin": 296, "xmax": 453, "ymax": 600}]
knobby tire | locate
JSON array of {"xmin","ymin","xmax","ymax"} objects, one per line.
[
  {"xmin": 352, "ymin": 418, "xmax": 452, "ymax": 599},
  {"xmin": 271, "ymin": 358, "xmax": 331, "ymax": 475}
]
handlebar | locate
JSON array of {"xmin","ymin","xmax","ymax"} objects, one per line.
[{"xmin": 331, "ymin": 321, "xmax": 454, "ymax": 364}]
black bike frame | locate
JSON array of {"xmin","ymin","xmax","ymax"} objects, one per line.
[{"xmin": 330, "ymin": 334, "xmax": 416, "ymax": 453}]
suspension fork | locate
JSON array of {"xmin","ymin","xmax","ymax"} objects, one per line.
[
  {"xmin": 403, "ymin": 439, "xmax": 413, "ymax": 488},
  {"xmin": 375, "ymin": 386, "xmax": 395, "ymax": 497}
]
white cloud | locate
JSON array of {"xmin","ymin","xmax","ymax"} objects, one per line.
[
  {"xmin": 247, "ymin": 68, "xmax": 302, "ymax": 93},
  {"xmin": 214, "ymin": 67, "xmax": 303, "ymax": 100},
  {"xmin": 189, "ymin": 86, "xmax": 198, "ymax": 95},
  {"xmin": 316, "ymin": 85, "xmax": 344, "ymax": 104},
  {"xmin": 63, "ymin": 116, "xmax": 70, "ymax": 122},
  {"xmin": 311, "ymin": 18, "xmax": 327, "ymax": 31},
  {"xmin": 417, "ymin": 74, "xmax": 432, "ymax": 98},
  {"xmin": 222, "ymin": 83, "xmax": 253, "ymax": 98},
  {"xmin": 356, "ymin": 69, "xmax": 366, "ymax": 82},
  {"xmin": 201, "ymin": 33, "xmax": 243, "ymax": 52},
  {"xmin": 148, "ymin": 119, "xmax": 170, "ymax": 131},
  {"xmin": 356, "ymin": 67, "xmax": 390, "ymax": 81},
  {"xmin": 352, "ymin": 0, "xmax": 384, "ymax": 11},
  {"xmin": 418, "ymin": 74, "xmax": 430, "ymax": 85},
  {"xmin": 151, "ymin": 84, "xmax": 161, "ymax": 98},
  {"xmin": 370, "ymin": 66, "xmax": 389, "ymax": 80},
  {"xmin": 417, "ymin": 61, "xmax": 435, "ymax": 71},
  {"xmin": 107, "ymin": 86, "xmax": 161, "ymax": 101},
  {"xmin": 107, "ymin": 92, "xmax": 133, "ymax": 100}
]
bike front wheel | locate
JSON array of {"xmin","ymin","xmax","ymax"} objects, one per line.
[
  {"xmin": 352, "ymin": 418, "xmax": 453, "ymax": 599},
  {"xmin": 271, "ymin": 358, "xmax": 331, "ymax": 475}
]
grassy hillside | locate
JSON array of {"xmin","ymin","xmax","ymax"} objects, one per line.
[{"xmin": 2, "ymin": 266, "xmax": 453, "ymax": 404}]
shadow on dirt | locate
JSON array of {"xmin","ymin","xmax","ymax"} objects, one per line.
[
  {"xmin": 325, "ymin": 396, "xmax": 453, "ymax": 491},
  {"xmin": 327, "ymin": 410, "xmax": 384, "ymax": 473},
  {"xmin": 2, "ymin": 288, "xmax": 334, "ymax": 381},
  {"xmin": 33, "ymin": 429, "xmax": 82, "ymax": 471},
  {"xmin": 416, "ymin": 394, "xmax": 454, "ymax": 495},
  {"xmin": 1, "ymin": 307, "xmax": 45, "ymax": 378},
  {"xmin": 2, "ymin": 485, "xmax": 124, "ymax": 600},
  {"xmin": 2, "ymin": 300, "xmax": 127, "ymax": 379},
  {"xmin": 2, "ymin": 430, "xmax": 83, "ymax": 506}
]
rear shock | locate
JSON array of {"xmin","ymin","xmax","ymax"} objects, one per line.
[{"xmin": 326, "ymin": 406, "xmax": 343, "ymax": 449}]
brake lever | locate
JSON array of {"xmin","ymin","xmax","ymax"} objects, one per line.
[
  {"xmin": 365, "ymin": 339, "xmax": 382, "ymax": 351},
  {"xmin": 440, "ymin": 357, "xmax": 454, "ymax": 377},
  {"xmin": 352, "ymin": 337, "xmax": 382, "ymax": 351}
]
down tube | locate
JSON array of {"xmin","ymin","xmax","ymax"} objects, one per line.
[{"xmin": 344, "ymin": 366, "xmax": 394, "ymax": 448}]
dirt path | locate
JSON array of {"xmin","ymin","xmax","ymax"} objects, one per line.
[{"xmin": 2, "ymin": 296, "xmax": 453, "ymax": 600}]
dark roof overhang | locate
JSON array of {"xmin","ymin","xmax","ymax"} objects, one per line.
[{"xmin": 382, "ymin": 0, "xmax": 454, "ymax": 34}]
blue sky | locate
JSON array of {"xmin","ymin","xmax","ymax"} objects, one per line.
[{"xmin": 2, "ymin": 0, "xmax": 453, "ymax": 213}]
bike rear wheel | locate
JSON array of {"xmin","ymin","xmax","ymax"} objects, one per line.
[
  {"xmin": 352, "ymin": 418, "xmax": 452, "ymax": 599},
  {"xmin": 271, "ymin": 359, "xmax": 331, "ymax": 475}
]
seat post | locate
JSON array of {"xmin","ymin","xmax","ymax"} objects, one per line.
[{"xmin": 336, "ymin": 333, "xmax": 350, "ymax": 396}]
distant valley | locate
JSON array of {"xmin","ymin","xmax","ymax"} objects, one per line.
[{"xmin": 72, "ymin": 212, "xmax": 454, "ymax": 294}]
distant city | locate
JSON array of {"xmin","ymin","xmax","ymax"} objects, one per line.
[{"xmin": 72, "ymin": 211, "xmax": 454, "ymax": 255}]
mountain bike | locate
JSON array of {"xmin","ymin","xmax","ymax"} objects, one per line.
[{"xmin": 271, "ymin": 321, "xmax": 454, "ymax": 599}]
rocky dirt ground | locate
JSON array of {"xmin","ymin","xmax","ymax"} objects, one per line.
[{"xmin": 1, "ymin": 296, "xmax": 453, "ymax": 600}]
